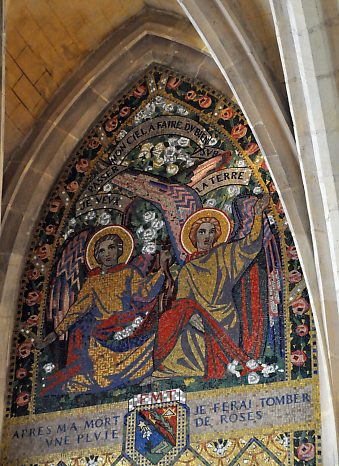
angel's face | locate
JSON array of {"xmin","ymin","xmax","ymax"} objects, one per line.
[
  {"xmin": 96, "ymin": 239, "xmax": 119, "ymax": 268},
  {"xmin": 196, "ymin": 222, "xmax": 216, "ymax": 251}
]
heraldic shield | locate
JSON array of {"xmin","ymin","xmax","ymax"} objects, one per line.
[{"xmin": 123, "ymin": 389, "xmax": 189, "ymax": 466}]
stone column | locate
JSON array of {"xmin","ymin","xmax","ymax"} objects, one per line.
[{"xmin": 270, "ymin": 0, "xmax": 339, "ymax": 463}]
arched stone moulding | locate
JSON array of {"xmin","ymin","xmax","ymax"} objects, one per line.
[
  {"xmin": 0, "ymin": 8, "xmax": 233, "ymax": 439},
  {"xmin": 0, "ymin": 2, "xmax": 334, "ymax": 461}
]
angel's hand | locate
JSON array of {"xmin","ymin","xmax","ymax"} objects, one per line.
[
  {"xmin": 189, "ymin": 314, "xmax": 204, "ymax": 332},
  {"xmin": 20, "ymin": 328, "xmax": 57, "ymax": 350}
]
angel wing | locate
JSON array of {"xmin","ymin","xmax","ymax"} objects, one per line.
[
  {"xmin": 46, "ymin": 230, "xmax": 90, "ymax": 341},
  {"xmin": 230, "ymin": 195, "xmax": 284, "ymax": 359}
]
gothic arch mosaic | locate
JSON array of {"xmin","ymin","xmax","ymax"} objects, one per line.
[{"xmin": 3, "ymin": 67, "xmax": 320, "ymax": 465}]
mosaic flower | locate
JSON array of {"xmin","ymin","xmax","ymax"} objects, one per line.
[
  {"xmin": 43, "ymin": 362, "xmax": 56, "ymax": 374},
  {"xmin": 153, "ymin": 142, "xmax": 166, "ymax": 158},
  {"xmin": 248, "ymin": 372, "xmax": 260, "ymax": 384},
  {"xmin": 143, "ymin": 228, "xmax": 157, "ymax": 242},
  {"xmin": 151, "ymin": 219, "xmax": 164, "ymax": 230},
  {"xmin": 98, "ymin": 212, "xmax": 111, "ymax": 225},
  {"xmin": 88, "ymin": 138, "xmax": 100, "ymax": 149},
  {"xmin": 219, "ymin": 107, "xmax": 235, "ymax": 120},
  {"xmin": 295, "ymin": 324, "xmax": 309, "ymax": 337},
  {"xmin": 177, "ymin": 137, "xmax": 190, "ymax": 147},
  {"xmin": 119, "ymin": 106, "xmax": 131, "ymax": 118},
  {"xmin": 27, "ymin": 268, "xmax": 41, "ymax": 281},
  {"xmin": 16, "ymin": 392, "xmax": 30, "ymax": 407},
  {"xmin": 133, "ymin": 85, "xmax": 147, "ymax": 98},
  {"xmin": 286, "ymin": 245, "xmax": 299, "ymax": 260},
  {"xmin": 211, "ymin": 439, "xmax": 229, "ymax": 456},
  {"xmin": 208, "ymin": 137, "xmax": 218, "ymax": 146},
  {"xmin": 167, "ymin": 76, "xmax": 181, "ymax": 90},
  {"xmin": 245, "ymin": 142, "xmax": 259, "ymax": 155},
  {"xmin": 86, "ymin": 210, "xmax": 96, "ymax": 220},
  {"xmin": 26, "ymin": 315, "xmax": 39, "ymax": 326},
  {"xmin": 16, "ymin": 367, "xmax": 28, "ymax": 380},
  {"xmin": 45, "ymin": 224, "xmax": 57, "ymax": 235},
  {"xmin": 227, "ymin": 185, "xmax": 241, "ymax": 197},
  {"xmin": 292, "ymin": 298, "xmax": 310, "ymax": 315},
  {"xmin": 177, "ymin": 105, "xmax": 189, "ymax": 115},
  {"xmin": 253, "ymin": 186, "xmax": 263, "ymax": 194},
  {"xmin": 17, "ymin": 341, "xmax": 32, "ymax": 359},
  {"xmin": 66, "ymin": 181, "xmax": 79, "ymax": 193},
  {"xmin": 166, "ymin": 163, "xmax": 179, "ymax": 175},
  {"xmin": 198, "ymin": 95, "xmax": 212, "ymax": 108},
  {"xmin": 296, "ymin": 442, "xmax": 315, "ymax": 461},
  {"xmin": 185, "ymin": 90, "xmax": 197, "ymax": 101},
  {"xmin": 291, "ymin": 350, "xmax": 307, "ymax": 367},
  {"xmin": 36, "ymin": 244, "xmax": 50, "ymax": 260},
  {"xmin": 49, "ymin": 198, "xmax": 63, "ymax": 213},
  {"xmin": 143, "ymin": 211, "xmax": 156, "ymax": 223},
  {"xmin": 76, "ymin": 158, "xmax": 90, "ymax": 173},
  {"xmin": 26, "ymin": 291, "xmax": 41, "ymax": 306},
  {"xmin": 231, "ymin": 124, "xmax": 247, "ymax": 139},
  {"xmin": 142, "ymin": 242, "xmax": 157, "ymax": 254},
  {"xmin": 103, "ymin": 183, "xmax": 112, "ymax": 193},
  {"xmin": 236, "ymin": 158, "xmax": 247, "ymax": 168},
  {"xmin": 289, "ymin": 270, "xmax": 302, "ymax": 283},
  {"xmin": 164, "ymin": 103, "xmax": 175, "ymax": 113}
]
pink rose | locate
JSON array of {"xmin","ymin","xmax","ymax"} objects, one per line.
[
  {"xmin": 296, "ymin": 442, "xmax": 315, "ymax": 461},
  {"xmin": 49, "ymin": 198, "xmax": 63, "ymax": 213},
  {"xmin": 292, "ymin": 298, "xmax": 310, "ymax": 316},
  {"xmin": 45, "ymin": 224, "xmax": 56, "ymax": 235},
  {"xmin": 119, "ymin": 106, "xmax": 131, "ymax": 118},
  {"xmin": 295, "ymin": 324, "xmax": 309, "ymax": 337},
  {"xmin": 231, "ymin": 124, "xmax": 247, "ymax": 139},
  {"xmin": 25, "ymin": 291, "xmax": 41, "ymax": 306},
  {"xmin": 219, "ymin": 107, "xmax": 235, "ymax": 120},
  {"xmin": 104, "ymin": 116, "xmax": 118, "ymax": 132},
  {"xmin": 16, "ymin": 368, "xmax": 28, "ymax": 380},
  {"xmin": 185, "ymin": 90, "xmax": 197, "ymax": 101},
  {"xmin": 269, "ymin": 182, "xmax": 276, "ymax": 193},
  {"xmin": 275, "ymin": 200, "xmax": 284, "ymax": 215},
  {"xmin": 133, "ymin": 85, "xmax": 147, "ymax": 98},
  {"xmin": 36, "ymin": 244, "xmax": 51, "ymax": 260},
  {"xmin": 17, "ymin": 341, "xmax": 32, "ymax": 359},
  {"xmin": 66, "ymin": 181, "xmax": 79, "ymax": 193},
  {"xmin": 27, "ymin": 269, "xmax": 41, "ymax": 281},
  {"xmin": 166, "ymin": 76, "xmax": 181, "ymax": 90},
  {"xmin": 16, "ymin": 392, "xmax": 30, "ymax": 407},
  {"xmin": 289, "ymin": 270, "xmax": 302, "ymax": 283},
  {"xmin": 291, "ymin": 350, "xmax": 307, "ymax": 366},
  {"xmin": 27, "ymin": 315, "xmax": 39, "ymax": 326},
  {"xmin": 88, "ymin": 138, "xmax": 100, "ymax": 149},
  {"xmin": 198, "ymin": 96, "xmax": 212, "ymax": 108},
  {"xmin": 245, "ymin": 142, "xmax": 259, "ymax": 155},
  {"xmin": 75, "ymin": 158, "xmax": 90, "ymax": 173},
  {"xmin": 286, "ymin": 245, "xmax": 298, "ymax": 260}
]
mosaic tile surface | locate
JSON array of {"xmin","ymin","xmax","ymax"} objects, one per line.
[{"xmin": 2, "ymin": 67, "xmax": 320, "ymax": 465}]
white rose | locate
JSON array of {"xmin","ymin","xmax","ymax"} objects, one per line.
[
  {"xmin": 166, "ymin": 163, "xmax": 179, "ymax": 175},
  {"xmin": 208, "ymin": 137, "xmax": 218, "ymax": 146},
  {"xmin": 164, "ymin": 148, "xmax": 177, "ymax": 163},
  {"xmin": 253, "ymin": 186, "xmax": 263, "ymax": 195},
  {"xmin": 43, "ymin": 363, "xmax": 55, "ymax": 374},
  {"xmin": 143, "ymin": 228, "xmax": 157, "ymax": 242},
  {"xmin": 151, "ymin": 219, "xmax": 164, "ymax": 230},
  {"xmin": 237, "ymin": 159, "xmax": 247, "ymax": 168},
  {"xmin": 178, "ymin": 137, "xmax": 190, "ymax": 147},
  {"xmin": 142, "ymin": 242, "xmax": 157, "ymax": 254},
  {"xmin": 98, "ymin": 212, "xmax": 111, "ymax": 225},
  {"xmin": 155, "ymin": 95, "xmax": 165, "ymax": 106},
  {"xmin": 164, "ymin": 103, "xmax": 175, "ymax": 112},
  {"xmin": 103, "ymin": 183, "xmax": 112, "ymax": 192},
  {"xmin": 205, "ymin": 198, "xmax": 217, "ymax": 208},
  {"xmin": 246, "ymin": 359, "xmax": 259, "ymax": 370},
  {"xmin": 177, "ymin": 105, "xmax": 189, "ymax": 115},
  {"xmin": 248, "ymin": 372, "xmax": 260, "ymax": 384},
  {"xmin": 69, "ymin": 218, "xmax": 77, "ymax": 227},
  {"xmin": 143, "ymin": 211, "xmax": 156, "ymax": 223},
  {"xmin": 227, "ymin": 185, "xmax": 241, "ymax": 197}
]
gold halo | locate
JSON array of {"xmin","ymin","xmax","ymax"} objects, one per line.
[
  {"xmin": 86, "ymin": 225, "xmax": 134, "ymax": 270},
  {"xmin": 180, "ymin": 208, "xmax": 232, "ymax": 254}
]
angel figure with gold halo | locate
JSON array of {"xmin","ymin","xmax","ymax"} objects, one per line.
[
  {"xmin": 153, "ymin": 194, "xmax": 275, "ymax": 379},
  {"xmin": 34, "ymin": 225, "xmax": 170, "ymax": 394}
]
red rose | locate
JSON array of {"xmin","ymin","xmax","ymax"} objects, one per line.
[
  {"xmin": 119, "ymin": 106, "xmax": 131, "ymax": 118},
  {"xmin": 45, "ymin": 224, "xmax": 56, "ymax": 235},
  {"xmin": 291, "ymin": 350, "xmax": 307, "ymax": 366},
  {"xmin": 133, "ymin": 85, "xmax": 147, "ymax": 98},
  {"xmin": 66, "ymin": 181, "xmax": 79, "ymax": 193},
  {"xmin": 104, "ymin": 116, "xmax": 118, "ymax": 132},
  {"xmin": 185, "ymin": 90, "xmax": 197, "ymax": 101},
  {"xmin": 167, "ymin": 76, "xmax": 181, "ymax": 90},
  {"xmin": 231, "ymin": 124, "xmax": 247, "ymax": 139},
  {"xmin": 88, "ymin": 138, "xmax": 100, "ymax": 149},
  {"xmin": 27, "ymin": 269, "xmax": 41, "ymax": 281},
  {"xmin": 289, "ymin": 270, "xmax": 302, "ymax": 283},
  {"xmin": 245, "ymin": 142, "xmax": 259, "ymax": 155},
  {"xmin": 36, "ymin": 244, "xmax": 51, "ymax": 260},
  {"xmin": 286, "ymin": 245, "xmax": 298, "ymax": 260},
  {"xmin": 27, "ymin": 315, "xmax": 39, "ymax": 326},
  {"xmin": 275, "ymin": 200, "xmax": 284, "ymax": 215},
  {"xmin": 26, "ymin": 291, "xmax": 41, "ymax": 306},
  {"xmin": 49, "ymin": 198, "xmax": 63, "ymax": 213},
  {"xmin": 198, "ymin": 96, "xmax": 212, "ymax": 108},
  {"xmin": 16, "ymin": 392, "xmax": 30, "ymax": 407},
  {"xmin": 292, "ymin": 298, "xmax": 310, "ymax": 316},
  {"xmin": 16, "ymin": 368, "xmax": 28, "ymax": 380},
  {"xmin": 295, "ymin": 324, "xmax": 309, "ymax": 337},
  {"xmin": 219, "ymin": 107, "xmax": 235, "ymax": 120},
  {"xmin": 75, "ymin": 158, "xmax": 90, "ymax": 173},
  {"xmin": 296, "ymin": 443, "xmax": 315, "ymax": 461},
  {"xmin": 17, "ymin": 341, "xmax": 32, "ymax": 358}
]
